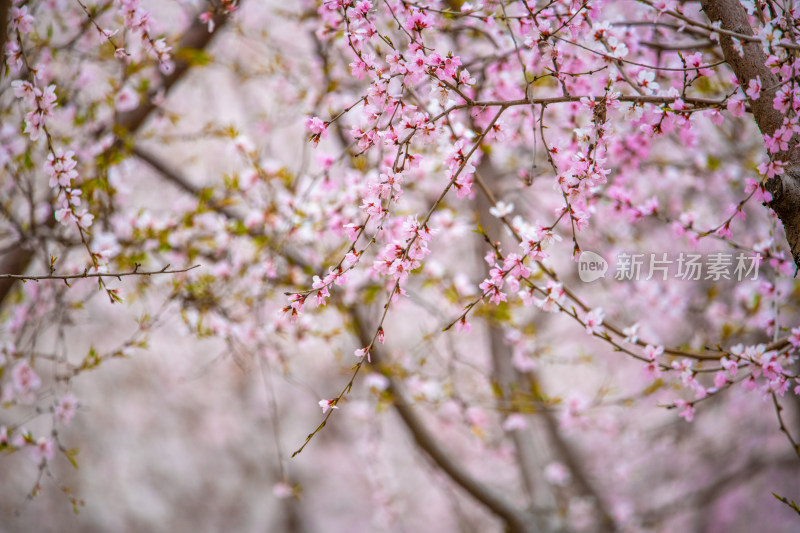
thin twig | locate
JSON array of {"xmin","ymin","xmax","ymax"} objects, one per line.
[{"xmin": 0, "ymin": 264, "xmax": 199, "ymax": 282}]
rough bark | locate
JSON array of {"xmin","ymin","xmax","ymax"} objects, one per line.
[
  {"xmin": 765, "ymin": 166, "xmax": 800, "ymax": 271},
  {"xmin": 0, "ymin": 0, "xmax": 10, "ymax": 71},
  {"xmin": 0, "ymin": 243, "xmax": 32, "ymax": 310},
  {"xmin": 701, "ymin": 0, "xmax": 800, "ymax": 270}
]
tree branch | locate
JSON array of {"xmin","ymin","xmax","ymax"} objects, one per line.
[
  {"xmin": 0, "ymin": 0, "xmax": 10, "ymax": 75},
  {"xmin": 0, "ymin": 264, "xmax": 199, "ymax": 281},
  {"xmin": 115, "ymin": 10, "xmax": 232, "ymax": 135},
  {"xmin": 475, "ymin": 160, "xmax": 617, "ymax": 532},
  {"xmin": 700, "ymin": 0, "xmax": 800, "ymax": 270},
  {"xmin": 642, "ymin": 454, "xmax": 798, "ymax": 525},
  {"xmin": 350, "ymin": 310, "xmax": 538, "ymax": 533},
  {"xmin": 131, "ymin": 145, "xmax": 311, "ymax": 270},
  {"xmin": 475, "ymin": 160, "xmax": 554, "ymax": 514},
  {"xmin": 0, "ymin": 245, "xmax": 33, "ymax": 306}
]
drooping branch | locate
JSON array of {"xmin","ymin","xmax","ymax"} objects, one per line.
[{"xmin": 700, "ymin": 0, "xmax": 800, "ymax": 270}]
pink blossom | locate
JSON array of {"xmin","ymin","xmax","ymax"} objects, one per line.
[
  {"xmin": 23, "ymin": 109, "xmax": 44, "ymax": 140},
  {"xmin": 756, "ymin": 160, "xmax": 782, "ymax": 179},
  {"xmin": 674, "ymin": 400, "xmax": 695, "ymax": 422},
  {"xmin": 746, "ymin": 76, "xmax": 762, "ymax": 100},
  {"xmin": 454, "ymin": 317, "xmax": 471, "ymax": 333},
  {"xmin": 544, "ymin": 462, "xmax": 571, "ymax": 486},
  {"xmin": 582, "ymin": 308, "xmax": 605, "ymax": 335},
  {"xmin": 29, "ymin": 437, "xmax": 55, "ymax": 463},
  {"xmin": 727, "ymin": 96, "xmax": 746, "ymax": 117},
  {"xmin": 643, "ymin": 345, "xmax": 664, "ymax": 360},
  {"xmin": 11, "ymin": 80, "xmax": 35, "ymax": 103},
  {"xmin": 534, "ymin": 280, "xmax": 565, "ymax": 312},
  {"xmin": 403, "ymin": 10, "xmax": 434, "ymax": 33},
  {"xmin": 763, "ymin": 127, "xmax": 793, "ymax": 154},
  {"xmin": 318, "ymin": 399, "xmax": 338, "ymax": 414},
  {"xmin": 465, "ymin": 406, "xmax": 488, "ymax": 428},
  {"xmin": 10, "ymin": 7, "xmax": 35, "ymax": 34},
  {"xmin": 704, "ymin": 108, "xmax": 724, "ymax": 126},
  {"xmin": 365, "ymin": 373, "xmax": 389, "ymax": 391},
  {"xmin": 789, "ymin": 327, "xmax": 800, "ymax": 349},
  {"xmin": 55, "ymin": 393, "xmax": 79, "ymax": 425},
  {"xmin": 502, "ymin": 414, "xmax": 528, "ymax": 431},
  {"xmin": 623, "ymin": 323, "xmax": 640, "ymax": 344},
  {"xmin": 45, "ymin": 149, "xmax": 78, "ymax": 188},
  {"xmin": 636, "ymin": 71, "xmax": 659, "ymax": 94},
  {"xmin": 199, "ymin": 11, "xmax": 216, "ymax": 32},
  {"xmin": 607, "ymin": 36, "xmax": 628, "ymax": 59},
  {"xmin": 12, "ymin": 361, "xmax": 41, "ymax": 395},
  {"xmin": 720, "ymin": 356, "xmax": 739, "ymax": 377},
  {"xmin": 115, "ymin": 86, "xmax": 140, "ymax": 112},
  {"xmin": 489, "ymin": 201, "xmax": 514, "ymax": 218},
  {"xmin": 273, "ymin": 482, "xmax": 293, "ymax": 499},
  {"xmin": 305, "ymin": 116, "xmax": 328, "ymax": 145},
  {"xmin": 643, "ymin": 360, "xmax": 661, "ymax": 382}
]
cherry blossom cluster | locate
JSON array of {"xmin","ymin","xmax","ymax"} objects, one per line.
[
  {"xmin": 118, "ymin": 0, "xmax": 173, "ymax": 73},
  {"xmin": 9, "ymin": 39, "xmax": 93, "ymax": 235},
  {"xmin": 296, "ymin": 0, "xmax": 800, "ymax": 407},
  {"xmin": 4, "ymin": 0, "xmax": 800, "ymax": 528}
]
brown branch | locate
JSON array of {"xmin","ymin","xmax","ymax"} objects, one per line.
[
  {"xmin": 0, "ymin": 264, "xmax": 199, "ymax": 281},
  {"xmin": 475, "ymin": 160, "xmax": 553, "ymax": 513},
  {"xmin": 772, "ymin": 393, "xmax": 800, "ymax": 460},
  {"xmin": 642, "ymin": 0, "xmax": 800, "ymax": 51},
  {"xmin": 115, "ymin": 10, "xmax": 232, "ymax": 134},
  {"xmin": 700, "ymin": 0, "xmax": 800, "ymax": 270},
  {"xmin": 132, "ymin": 145, "xmax": 206, "ymax": 198},
  {"xmin": 640, "ymin": 39, "xmax": 717, "ymax": 51},
  {"xmin": 350, "ymin": 310, "xmax": 538, "ymax": 533},
  {"xmin": 0, "ymin": 3, "xmax": 16, "ymax": 299},
  {"xmin": 131, "ymin": 146, "xmax": 311, "ymax": 271},
  {"xmin": 0, "ymin": 244, "xmax": 33, "ymax": 306},
  {"xmin": 642, "ymin": 455, "xmax": 799, "ymax": 525},
  {"xmin": 475, "ymin": 160, "xmax": 617, "ymax": 532},
  {"xmin": 0, "ymin": 0, "xmax": 10, "ymax": 75},
  {"xmin": 535, "ymin": 383, "xmax": 617, "ymax": 531},
  {"xmin": 772, "ymin": 492, "xmax": 800, "ymax": 517}
]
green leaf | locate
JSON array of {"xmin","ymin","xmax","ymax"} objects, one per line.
[
  {"xmin": 64, "ymin": 448, "xmax": 80, "ymax": 470},
  {"xmin": 363, "ymin": 285, "xmax": 381, "ymax": 305},
  {"xmin": 176, "ymin": 48, "xmax": 213, "ymax": 66}
]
